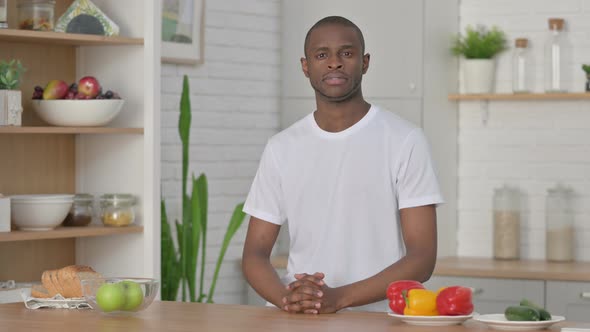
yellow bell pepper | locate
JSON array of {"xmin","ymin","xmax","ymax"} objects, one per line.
[{"xmin": 403, "ymin": 289, "xmax": 439, "ymax": 316}]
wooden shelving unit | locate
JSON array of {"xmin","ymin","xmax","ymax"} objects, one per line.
[
  {"xmin": 0, "ymin": 127, "xmax": 144, "ymax": 134},
  {"xmin": 0, "ymin": 225, "xmax": 143, "ymax": 242},
  {"xmin": 0, "ymin": 29, "xmax": 143, "ymax": 46},
  {"xmin": 448, "ymin": 92, "xmax": 590, "ymax": 101}
]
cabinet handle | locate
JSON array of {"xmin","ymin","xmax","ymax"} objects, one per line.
[
  {"xmin": 469, "ymin": 287, "xmax": 484, "ymax": 296},
  {"xmin": 408, "ymin": 83, "xmax": 416, "ymax": 92},
  {"xmin": 581, "ymin": 292, "xmax": 590, "ymax": 300}
]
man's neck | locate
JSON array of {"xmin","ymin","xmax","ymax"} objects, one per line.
[{"xmin": 314, "ymin": 98, "xmax": 371, "ymax": 133}]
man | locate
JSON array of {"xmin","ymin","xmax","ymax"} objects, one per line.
[{"xmin": 241, "ymin": 16, "xmax": 443, "ymax": 314}]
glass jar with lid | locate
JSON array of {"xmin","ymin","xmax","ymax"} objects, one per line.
[
  {"xmin": 63, "ymin": 193, "xmax": 94, "ymax": 227},
  {"xmin": 17, "ymin": 0, "xmax": 56, "ymax": 31},
  {"xmin": 545, "ymin": 185, "xmax": 574, "ymax": 262},
  {"xmin": 99, "ymin": 194, "xmax": 136, "ymax": 227},
  {"xmin": 493, "ymin": 185, "xmax": 521, "ymax": 260}
]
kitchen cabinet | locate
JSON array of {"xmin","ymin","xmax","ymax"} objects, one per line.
[
  {"xmin": 424, "ymin": 276, "xmax": 545, "ymax": 314},
  {"xmin": 280, "ymin": 0, "xmax": 459, "ymax": 258},
  {"xmin": 0, "ymin": 0, "xmax": 160, "ymax": 285},
  {"xmin": 546, "ymin": 281, "xmax": 590, "ymax": 323}
]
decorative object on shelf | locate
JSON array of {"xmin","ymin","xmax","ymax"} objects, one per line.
[
  {"xmin": 545, "ymin": 184, "xmax": 575, "ymax": 262},
  {"xmin": 0, "ymin": 194, "xmax": 9, "ymax": 232},
  {"xmin": 493, "ymin": 185, "xmax": 521, "ymax": 260},
  {"xmin": 0, "ymin": 59, "xmax": 25, "ymax": 126},
  {"xmin": 161, "ymin": 75, "xmax": 246, "ymax": 302},
  {"xmin": 544, "ymin": 18, "xmax": 567, "ymax": 93},
  {"xmin": 55, "ymin": 0, "xmax": 119, "ymax": 36},
  {"xmin": 512, "ymin": 38, "xmax": 531, "ymax": 94},
  {"xmin": 452, "ymin": 25, "xmax": 508, "ymax": 94},
  {"xmin": 62, "ymin": 193, "xmax": 94, "ymax": 227},
  {"xmin": 582, "ymin": 64, "xmax": 590, "ymax": 92},
  {"xmin": 17, "ymin": 0, "xmax": 55, "ymax": 31},
  {"xmin": 161, "ymin": 0, "xmax": 205, "ymax": 65},
  {"xmin": 0, "ymin": 0, "xmax": 7, "ymax": 28}
]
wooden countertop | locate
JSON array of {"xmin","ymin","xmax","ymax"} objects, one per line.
[
  {"xmin": 271, "ymin": 256, "xmax": 590, "ymax": 282},
  {"xmin": 0, "ymin": 301, "xmax": 578, "ymax": 332}
]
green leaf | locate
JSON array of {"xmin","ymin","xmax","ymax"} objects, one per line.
[
  {"xmin": 175, "ymin": 219, "xmax": 186, "ymax": 302},
  {"xmin": 187, "ymin": 174, "xmax": 202, "ymax": 302},
  {"xmin": 206, "ymin": 202, "xmax": 246, "ymax": 303},
  {"xmin": 451, "ymin": 25, "xmax": 508, "ymax": 59},
  {"xmin": 195, "ymin": 173, "xmax": 208, "ymax": 302},
  {"xmin": 161, "ymin": 200, "xmax": 181, "ymax": 300}
]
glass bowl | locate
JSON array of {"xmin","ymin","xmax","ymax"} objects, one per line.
[{"xmin": 80, "ymin": 277, "xmax": 158, "ymax": 314}]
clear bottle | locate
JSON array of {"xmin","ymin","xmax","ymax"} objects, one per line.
[
  {"xmin": 17, "ymin": 0, "xmax": 55, "ymax": 31},
  {"xmin": 63, "ymin": 193, "xmax": 94, "ymax": 227},
  {"xmin": 512, "ymin": 38, "xmax": 531, "ymax": 93},
  {"xmin": 493, "ymin": 185, "xmax": 521, "ymax": 260},
  {"xmin": 99, "ymin": 194, "xmax": 136, "ymax": 227},
  {"xmin": 545, "ymin": 185, "xmax": 574, "ymax": 262},
  {"xmin": 544, "ymin": 18, "xmax": 566, "ymax": 93}
]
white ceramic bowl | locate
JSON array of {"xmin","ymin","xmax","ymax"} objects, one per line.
[
  {"xmin": 32, "ymin": 99, "xmax": 125, "ymax": 127},
  {"xmin": 10, "ymin": 195, "xmax": 74, "ymax": 231}
]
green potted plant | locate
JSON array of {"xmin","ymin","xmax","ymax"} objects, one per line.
[
  {"xmin": 0, "ymin": 59, "xmax": 26, "ymax": 126},
  {"xmin": 451, "ymin": 25, "xmax": 508, "ymax": 94},
  {"xmin": 161, "ymin": 75, "xmax": 246, "ymax": 302}
]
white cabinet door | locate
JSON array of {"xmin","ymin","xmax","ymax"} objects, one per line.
[
  {"xmin": 281, "ymin": 0, "xmax": 423, "ymax": 99},
  {"xmin": 425, "ymin": 276, "xmax": 545, "ymax": 314},
  {"xmin": 546, "ymin": 281, "xmax": 590, "ymax": 322}
]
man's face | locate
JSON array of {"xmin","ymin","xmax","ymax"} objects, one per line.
[{"xmin": 301, "ymin": 24, "xmax": 369, "ymax": 103}]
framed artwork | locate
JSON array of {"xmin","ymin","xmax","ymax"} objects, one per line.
[{"xmin": 161, "ymin": 0, "xmax": 205, "ymax": 65}]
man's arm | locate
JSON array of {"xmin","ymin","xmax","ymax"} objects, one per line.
[
  {"xmin": 313, "ymin": 204, "xmax": 438, "ymax": 312},
  {"xmin": 242, "ymin": 216, "xmax": 287, "ymax": 308}
]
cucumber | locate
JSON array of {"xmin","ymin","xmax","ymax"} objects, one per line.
[
  {"xmin": 505, "ymin": 305, "xmax": 541, "ymax": 321},
  {"xmin": 519, "ymin": 299, "xmax": 552, "ymax": 321}
]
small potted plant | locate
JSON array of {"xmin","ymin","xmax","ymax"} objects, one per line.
[
  {"xmin": 0, "ymin": 59, "xmax": 26, "ymax": 126},
  {"xmin": 582, "ymin": 64, "xmax": 590, "ymax": 92},
  {"xmin": 452, "ymin": 25, "xmax": 508, "ymax": 94}
]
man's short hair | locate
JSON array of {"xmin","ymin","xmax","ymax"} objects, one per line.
[{"xmin": 304, "ymin": 16, "xmax": 365, "ymax": 57}]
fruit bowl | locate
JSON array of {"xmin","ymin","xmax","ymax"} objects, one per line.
[
  {"xmin": 81, "ymin": 277, "xmax": 158, "ymax": 314},
  {"xmin": 32, "ymin": 99, "xmax": 125, "ymax": 127}
]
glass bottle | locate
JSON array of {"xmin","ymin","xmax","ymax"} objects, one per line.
[
  {"xmin": 0, "ymin": 0, "xmax": 7, "ymax": 29},
  {"xmin": 512, "ymin": 38, "xmax": 531, "ymax": 93},
  {"xmin": 63, "ymin": 193, "xmax": 94, "ymax": 227},
  {"xmin": 99, "ymin": 194, "xmax": 136, "ymax": 227},
  {"xmin": 493, "ymin": 185, "xmax": 521, "ymax": 260},
  {"xmin": 545, "ymin": 185, "xmax": 574, "ymax": 262},
  {"xmin": 544, "ymin": 18, "xmax": 566, "ymax": 93}
]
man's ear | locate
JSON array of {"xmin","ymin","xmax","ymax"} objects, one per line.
[
  {"xmin": 362, "ymin": 53, "xmax": 370, "ymax": 74},
  {"xmin": 301, "ymin": 57, "xmax": 310, "ymax": 78}
]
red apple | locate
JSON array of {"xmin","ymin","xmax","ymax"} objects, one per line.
[
  {"xmin": 77, "ymin": 76, "xmax": 101, "ymax": 99},
  {"xmin": 42, "ymin": 80, "xmax": 69, "ymax": 100}
]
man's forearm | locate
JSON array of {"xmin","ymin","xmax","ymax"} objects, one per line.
[
  {"xmin": 336, "ymin": 252, "xmax": 436, "ymax": 309},
  {"xmin": 242, "ymin": 253, "xmax": 288, "ymax": 308}
]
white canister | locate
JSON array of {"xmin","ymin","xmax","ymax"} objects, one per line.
[{"xmin": 0, "ymin": 196, "xmax": 10, "ymax": 232}]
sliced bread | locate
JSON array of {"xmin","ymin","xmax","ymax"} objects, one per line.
[{"xmin": 30, "ymin": 284, "xmax": 51, "ymax": 298}]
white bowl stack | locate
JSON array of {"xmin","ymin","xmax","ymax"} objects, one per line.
[{"xmin": 10, "ymin": 194, "xmax": 74, "ymax": 231}]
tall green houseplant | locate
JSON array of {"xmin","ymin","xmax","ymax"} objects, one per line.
[{"xmin": 161, "ymin": 75, "xmax": 246, "ymax": 302}]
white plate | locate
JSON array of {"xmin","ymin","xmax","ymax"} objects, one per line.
[
  {"xmin": 472, "ymin": 314, "xmax": 565, "ymax": 331},
  {"xmin": 387, "ymin": 312, "xmax": 474, "ymax": 326}
]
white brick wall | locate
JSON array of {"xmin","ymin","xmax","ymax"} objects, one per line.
[
  {"xmin": 458, "ymin": 0, "xmax": 590, "ymax": 261},
  {"xmin": 160, "ymin": 0, "xmax": 281, "ymax": 304}
]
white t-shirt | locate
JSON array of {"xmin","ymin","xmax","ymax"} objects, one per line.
[{"xmin": 243, "ymin": 104, "xmax": 444, "ymax": 312}]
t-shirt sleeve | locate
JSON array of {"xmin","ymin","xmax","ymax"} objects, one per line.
[
  {"xmin": 243, "ymin": 141, "xmax": 285, "ymax": 225},
  {"xmin": 395, "ymin": 128, "xmax": 445, "ymax": 209}
]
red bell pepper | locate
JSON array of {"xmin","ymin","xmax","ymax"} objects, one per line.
[
  {"xmin": 386, "ymin": 280, "xmax": 425, "ymax": 314},
  {"xmin": 436, "ymin": 286, "xmax": 474, "ymax": 316}
]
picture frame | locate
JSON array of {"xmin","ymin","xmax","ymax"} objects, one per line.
[{"xmin": 161, "ymin": 0, "xmax": 205, "ymax": 65}]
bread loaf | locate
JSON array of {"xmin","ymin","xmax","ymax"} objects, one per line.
[{"xmin": 34, "ymin": 265, "xmax": 101, "ymax": 298}]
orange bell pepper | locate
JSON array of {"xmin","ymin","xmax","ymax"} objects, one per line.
[{"xmin": 403, "ymin": 289, "xmax": 439, "ymax": 316}]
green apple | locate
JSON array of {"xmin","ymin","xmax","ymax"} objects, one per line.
[
  {"xmin": 120, "ymin": 280, "xmax": 143, "ymax": 311},
  {"xmin": 96, "ymin": 283, "xmax": 125, "ymax": 312}
]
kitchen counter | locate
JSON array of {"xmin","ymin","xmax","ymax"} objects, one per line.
[
  {"xmin": 0, "ymin": 301, "xmax": 581, "ymax": 332},
  {"xmin": 271, "ymin": 256, "xmax": 590, "ymax": 281}
]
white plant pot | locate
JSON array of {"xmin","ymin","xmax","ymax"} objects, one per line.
[
  {"xmin": 463, "ymin": 59, "xmax": 496, "ymax": 94},
  {"xmin": 0, "ymin": 90, "xmax": 23, "ymax": 126}
]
